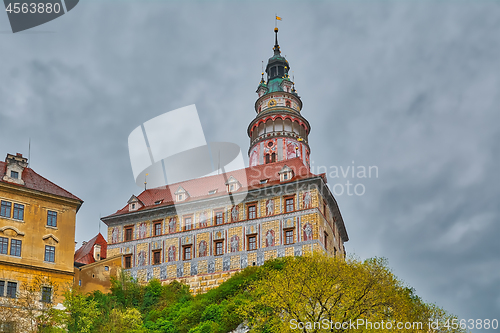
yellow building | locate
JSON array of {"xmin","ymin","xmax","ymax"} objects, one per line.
[{"xmin": 0, "ymin": 153, "xmax": 83, "ymax": 315}]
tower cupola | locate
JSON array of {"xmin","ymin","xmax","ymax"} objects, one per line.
[{"xmin": 248, "ymin": 28, "xmax": 311, "ymax": 169}]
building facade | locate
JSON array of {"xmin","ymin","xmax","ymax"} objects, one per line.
[
  {"xmin": 74, "ymin": 233, "xmax": 122, "ymax": 294},
  {"xmin": 0, "ymin": 153, "xmax": 83, "ymax": 320},
  {"xmin": 102, "ymin": 29, "xmax": 348, "ymax": 293}
]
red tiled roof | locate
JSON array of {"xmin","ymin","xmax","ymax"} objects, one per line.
[
  {"xmin": 0, "ymin": 161, "xmax": 83, "ymax": 203},
  {"xmin": 74, "ymin": 233, "xmax": 107, "ymax": 265},
  {"xmin": 107, "ymin": 158, "xmax": 320, "ymax": 217}
]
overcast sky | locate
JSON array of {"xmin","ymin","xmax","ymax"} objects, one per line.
[{"xmin": 1, "ymin": 0, "xmax": 499, "ymax": 329}]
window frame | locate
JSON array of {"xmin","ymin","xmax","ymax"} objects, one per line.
[
  {"xmin": 47, "ymin": 210, "xmax": 57, "ymax": 227},
  {"xmin": 44, "ymin": 245, "xmax": 55, "ymax": 263},
  {"xmin": 152, "ymin": 249, "xmax": 162, "ymax": 265},
  {"xmin": 124, "ymin": 226, "xmax": 133, "ymax": 241},
  {"xmin": 154, "ymin": 221, "xmax": 162, "ymax": 236},
  {"xmin": 214, "ymin": 240, "xmax": 224, "ymax": 256},
  {"xmin": 124, "ymin": 254, "xmax": 132, "ymax": 269},
  {"xmin": 285, "ymin": 196, "xmax": 295, "ymax": 213},
  {"xmin": 247, "ymin": 203, "xmax": 257, "ymax": 220},
  {"xmin": 183, "ymin": 245, "xmax": 192, "ymax": 260},
  {"xmin": 0, "ymin": 237, "xmax": 8, "ymax": 255},
  {"xmin": 41, "ymin": 286, "xmax": 52, "ymax": 303},
  {"xmin": 10, "ymin": 239, "xmax": 21, "ymax": 257},
  {"xmin": 12, "ymin": 203, "xmax": 24, "ymax": 221},
  {"xmin": 284, "ymin": 228, "xmax": 295, "ymax": 245},
  {"xmin": 247, "ymin": 234, "xmax": 257, "ymax": 251},
  {"xmin": 6, "ymin": 281, "xmax": 17, "ymax": 298},
  {"xmin": 184, "ymin": 215, "xmax": 193, "ymax": 231},
  {"xmin": 0, "ymin": 280, "xmax": 4, "ymax": 297},
  {"xmin": 0, "ymin": 201, "xmax": 11, "ymax": 218},
  {"xmin": 10, "ymin": 171, "xmax": 18, "ymax": 179},
  {"xmin": 214, "ymin": 210, "xmax": 224, "ymax": 225}
]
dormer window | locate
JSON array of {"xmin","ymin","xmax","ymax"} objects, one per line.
[
  {"xmin": 225, "ymin": 176, "xmax": 241, "ymax": 193},
  {"xmin": 154, "ymin": 200, "xmax": 163, "ymax": 205},
  {"xmin": 208, "ymin": 189, "xmax": 217, "ymax": 195},
  {"xmin": 174, "ymin": 186, "xmax": 189, "ymax": 202},
  {"xmin": 127, "ymin": 195, "xmax": 143, "ymax": 212},
  {"xmin": 278, "ymin": 165, "xmax": 294, "ymax": 182},
  {"xmin": 260, "ymin": 179, "xmax": 269, "ymax": 184},
  {"xmin": 3, "ymin": 153, "xmax": 27, "ymax": 185}
]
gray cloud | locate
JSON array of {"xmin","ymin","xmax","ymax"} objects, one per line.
[{"xmin": 0, "ymin": 1, "xmax": 499, "ymax": 329}]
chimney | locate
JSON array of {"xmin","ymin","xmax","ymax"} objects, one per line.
[{"xmin": 94, "ymin": 244, "xmax": 101, "ymax": 261}]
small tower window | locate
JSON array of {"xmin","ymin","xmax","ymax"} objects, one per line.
[
  {"xmin": 10, "ymin": 171, "xmax": 18, "ymax": 179},
  {"xmin": 285, "ymin": 100, "xmax": 291, "ymax": 108}
]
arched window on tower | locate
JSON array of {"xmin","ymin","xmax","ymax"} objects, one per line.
[
  {"xmin": 275, "ymin": 118, "xmax": 283, "ymax": 132},
  {"xmin": 258, "ymin": 122, "xmax": 265, "ymax": 136},
  {"xmin": 266, "ymin": 119, "xmax": 273, "ymax": 133},
  {"xmin": 293, "ymin": 121, "xmax": 300, "ymax": 135},
  {"xmin": 285, "ymin": 100, "xmax": 291, "ymax": 108},
  {"xmin": 284, "ymin": 119, "xmax": 292, "ymax": 132},
  {"xmin": 265, "ymin": 154, "xmax": 271, "ymax": 164},
  {"xmin": 271, "ymin": 153, "xmax": 276, "ymax": 162}
]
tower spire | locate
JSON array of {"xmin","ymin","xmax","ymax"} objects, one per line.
[{"xmin": 273, "ymin": 27, "xmax": 280, "ymax": 55}]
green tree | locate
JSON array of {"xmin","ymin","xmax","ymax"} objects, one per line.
[
  {"xmin": 63, "ymin": 288, "xmax": 100, "ymax": 333},
  {"xmin": 243, "ymin": 254, "xmax": 466, "ymax": 333}
]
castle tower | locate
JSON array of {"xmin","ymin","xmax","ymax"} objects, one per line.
[{"xmin": 248, "ymin": 28, "xmax": 311, "ymax": 169}]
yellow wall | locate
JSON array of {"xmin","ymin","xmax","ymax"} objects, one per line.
[
  {"xmin": 74, "ymin": 255, "xmax": 122, "ymax": 295},
  {"xmin": 0, "ymin": 181, "xmax": 81, "ymax": 304}
]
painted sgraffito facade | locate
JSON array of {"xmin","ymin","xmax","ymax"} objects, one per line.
[{"xmin": 102, "ymin": 28, "xmax": 349, "ymax": 293}]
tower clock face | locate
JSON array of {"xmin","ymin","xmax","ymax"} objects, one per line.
[{"xmin": 267, "ymin": 99, "xmax": 277, "ymax": 107}]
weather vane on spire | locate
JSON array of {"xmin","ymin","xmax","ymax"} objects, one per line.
[{"xmin": 275, "ymin": 14, "xmax": 282, "ymax": 28}]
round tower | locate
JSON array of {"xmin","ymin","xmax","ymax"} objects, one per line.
[{"xmin": 248, "ymin": 28, "xmax": 311, "ymax": 169}]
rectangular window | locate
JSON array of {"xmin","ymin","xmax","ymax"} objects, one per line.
[
  {"xmin": 334, "ymin": 247, "xmax": 337, "ymax": 257},
  {"xmin": 285, "ymin": 197, "xmax": 294, "ymax": 212},
  {"xmin": 154, "ymin": 222, "xmax": 162, "ymax": 236},
  {"xmin": 153, "ymin": 250, "xmax": 161, "ymax": 265},
  {"xmin": 47, "ymin": 210, "xmax": 57, "ymax": 227},
  {"xmin": 10, "ymin": 239, "xmax": 21, "ymax": 257},
  {"xmin": 0, "ymin": 237, "xmax": 8, "ymax": 255},
  {"xmin": 0, "ymin": 201, "xmax": 11, "ymax": 218},
  {"xmin": 6, "ymin": 282, "xmax": 17, "ymax": 298},
  {"xmin": 184, "ymin": 217, "xmax": 192, "ymax": 231},
  {"xmin": 124, "ymin": 255, "xmax": 132, "ymax": 269},
  {"xmin": 215, "ymin": 211, "xmax": 224, "ymax": 225},
  {"xmin": 0, "ymin": 281, "xmax": 4, "ymax": 297},
  {"xmin": 183, "ymin": 246, "xmax": 192, "ymax": 260},
  {"xmin": 247, "ymin": 236, "xmax": 257, "ymax": 251},
  {"xmin": 10, "ymin": 171, "xmax": 18, "ymax": 179},
  {"xmin": 125, "ymin": 227, "xmax": 133, "ymax": 241},
  {"xmin": 215, "ymin": 241, "xmax": 224, "ymax": 255},
  {"xmin": 285, "ymin": 229, "xmax": 294, "ymax": 245},
  {"xmin": 324, "ymin": 232, "xmax": 328, "ymax": 250},
  {"xmin": 44, "ymin": 245, "xmax": 55, "ymax": 262},
  {"xmin": 41, "ymin": 287, "xmax": 52, "ymax": 303},
  {"xmin": 12, "ymin": 204, "xmax": 24, "ymax": 220},
  {"xmin": 248, "ymin": 205, "xmax": 256, "ymax": 220}
]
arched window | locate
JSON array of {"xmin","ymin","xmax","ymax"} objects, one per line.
[
  {"xmin": 293, "ymin": 121, "xmax": 300, "ymax": 135},
  {"xmin": 258, "ymin": 122, "xmax": 265, "ymax": 136},
  {"xmin": 266, "ymin": 119, "xmax": 274, "ymax": 133},
  {"xmin": 285, "ymin": 100, "xmax": 291, "ymax": 108},
  {"xmin": 275, "ymin": 118, "xmax": 283, "ymax": 131},
  {"xmin": 271, "ymin": 153, "xmax": 276, "ymax": 162},
  {"xmin": 284, "ymin": 119, "xmax": 292, "ymax": 132}
]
